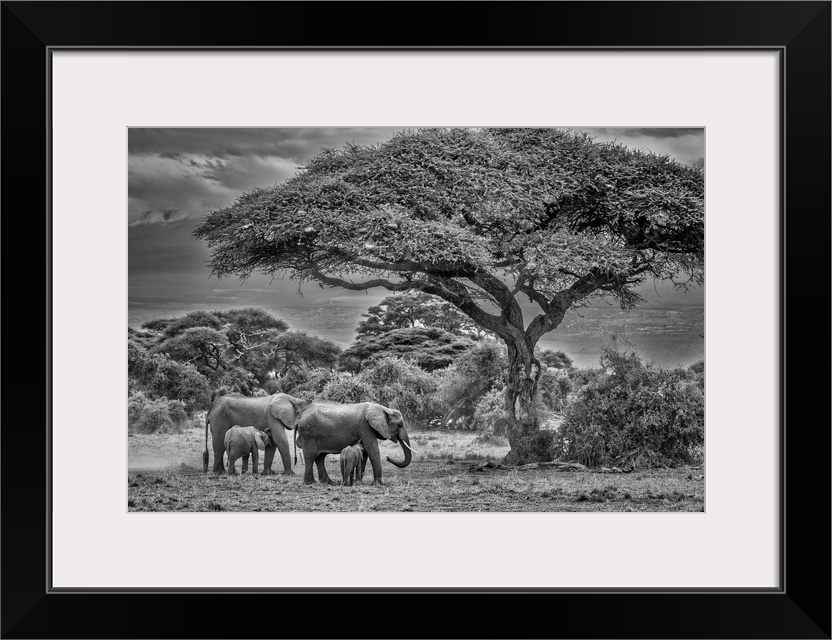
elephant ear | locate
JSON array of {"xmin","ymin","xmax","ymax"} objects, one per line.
[
  {"xmin": 262, "ymin": 426, "xmax": 274, "ymax": 447},
  {"xmin": 254, "ymin": 431, "xmax": 268, "ymax": 451},
  {"xmin": 366, "ymin": 404, "xmax": 394, "ymax": 440},
  {"xmin": 269, "ymin": 394, "xmax": 300, "ymax": 429}
]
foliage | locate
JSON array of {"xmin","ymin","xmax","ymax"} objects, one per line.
[
  {"xmin": 214, "ymin": 366, "xmax": 261, "ymax": 397},
  {"xmin": 536, "ymin": 348, "xmax": 573, "ymax": 370},
  {"xmin": 555, "ymin": 346, "xmax": 704, "ymax": 468},
  {"xmin": 355, "ymin": 357, "xmax": 440, "ymax": 429},
  {"xmin": 356, "ymin": 291, "xmax": 487, "ymax": 338},
  {"xmin": 319, "ymin": 372, "xmax": 376, "ymax": 405},
  {"xmin": 268, "ymin": 331, "xmax": 341, "ymax": 374},
  {"xmin": 536, "ymin": 367, "xmax": 572, "ymax": 413},
  {"xmin": 156, "ymin": 310, "xmax": 223, "ymax": 337},
  {"xmin": 688, "ymin": 360, "xmax": 705, "ymax": 390},
  {"xmin": 342, "ymin": 326, "xmax": 475, "ymax": 372},
  {"xmin": 214, "ymin": 307, "xmax": 289, "ymax": 335},
  {"xmin": 318, "ymin": 357, "xmax": 440, "ymax": 429},
  {"xmin": 473, "ymin": 389, "xmax": 509, "ymax": 435},
  {"xmin": 128, "ymin": 326, "xmax": 159, "ymax": 349},
  {"xmin": 271, "ymin": 366, "xmax": 336, "ymax": 401},
  {"xmin": 134, "ymin": 308, "xmax": 340, "ymax": 392},
  {"xmin": 153, "ymin": 326, "xmax": 230, "ymax": 379},
  {"xmin": 434, "ymin": 340, "xmax": 507, "ymax": 428},
  {"xmin": 128, "ymin": 339, "xmax": 211, "ymax": 414},
  {"xmin": 128, "ymin": 392, "xmax": 190, "ymax": 434}
]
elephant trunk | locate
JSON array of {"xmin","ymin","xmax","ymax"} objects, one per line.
[
  {"xmin": 386, "ymin": 432, "xmax": 412, "ymax": 469},
  {"xmin": 293, "ymin": 427, "xmax": 298, "ymax": 466}
]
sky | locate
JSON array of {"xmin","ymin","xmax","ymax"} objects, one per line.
[{"xmin": 128, "ymin": 127, "xmax": 705, "ymax": 366}]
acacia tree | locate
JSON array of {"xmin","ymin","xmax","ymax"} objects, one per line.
[
  {"xmin": 356, "ymin": 291, "xmax": 487, "ymax": 338},
  {"xmin": 195, "ymin": 128, "xmax": 703, "ymax": 463}
]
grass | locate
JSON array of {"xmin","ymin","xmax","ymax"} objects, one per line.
[{"xmin": 128, "ymin": 427, "xmax": 704, "ymax": 513}]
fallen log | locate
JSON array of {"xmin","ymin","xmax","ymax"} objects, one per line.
[{"xmin": 468, "ymin": 461, "xmax": 589, "ymax": 473}]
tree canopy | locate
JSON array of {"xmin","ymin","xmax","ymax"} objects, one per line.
[
  {"xmin": 195, "ymin": 128, "xmax": 703, "ymax": 462},
  {"xmin": 341, "ymin": 326, "xmax": 475, "ymax": 372},
  {"xmin": 356, "ymin": 291, "xmax": 487, "ymax": 339}
]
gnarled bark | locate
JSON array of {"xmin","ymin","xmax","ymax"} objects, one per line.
[{"xmin": 502, "ymin": 338, "xmax": 548, "ymax": 465}]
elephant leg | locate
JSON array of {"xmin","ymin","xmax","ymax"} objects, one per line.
[
  {"xmin": 251, "ymin": 449, "xmax": 259, "ymax": 476},
  {"xmin": 303, "ymin": 449, "xmax": 317, "ymax": 485},
  {"xmin": 227, "ymin": 455, "xmax": 237, "ymax": 475},
  {"xmin": 357, "ymin": 451, "xmax": 368, "ymax": 484},
  {"xmin": 241, "ymin": 453, "xmax": 249, "ymax": 474},
  {"xmin": 362, "ymin": 438, "xmax": 384, "ymax": 486},
  {"xmin": 262, "ymin": 445, "xmax": 276, "ymax": 475},
  {"xmin": 271, "ymin": 428, "xmax": 295, "ymax": 476},
  {"xmin": 212, "ymin": 434, "xmax": 226, "ymax": 474},
  {"xmin": 315, "ymin": 453, "xmax": 335, "ymax": 485}
]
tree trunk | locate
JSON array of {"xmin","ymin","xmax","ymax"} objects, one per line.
[{"xmin": 502, "ymin": 337, "xmax": 551, "ymax": 465}]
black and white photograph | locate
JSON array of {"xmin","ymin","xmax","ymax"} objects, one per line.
[{"xmin": 127, "ymin": 126, "xmax": 705, "ymax": 513}]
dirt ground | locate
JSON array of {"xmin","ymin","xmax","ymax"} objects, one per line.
[{"xmin": 128, "ymin": 428, "xmax": 704, "ymax": 513}]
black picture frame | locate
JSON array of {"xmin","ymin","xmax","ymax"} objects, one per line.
[{"xmin": 2, "ymin": 2, "xmax": 829, "ymax": 638}]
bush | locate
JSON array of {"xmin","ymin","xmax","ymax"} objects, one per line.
[
  {"xmin": 508, "ymin": 430, "xmax": 558, "ymax": 464},
  {"xmin": 215, "ymin": 366, "xmax": 260, "ymax": 397},
  {"xmin": 320, "ymin": 372, "xmax": 376, "ymax": 404},
  {"xmin": 275, "ymin": 366, "xmax": 335, "ymax": 401},
  {"xmin": 357, "ymin": 357, "xmax": 440, "ymax": 429},
  {"xmin": 472, "ymin": 388, "xmax": 507, "ymax": 433},
  {"xmin": 128, "ymin": 392, "xmax": 190, "ymax": 434},
  {"xmin": 434, "ymin": 340, "xmax": 507, "ymax": 429},
  {"xmin": 536, "ymin": 367, "xmax": 571, "ymax": 413},
  {"xmin": 555, "ymin": 346, "xmax": 704, "ymax": 468},
  {"xmin": 318, "ymin": 358, "xmax": 440, "ymax": 429},
  {"xmin": 128, "ymin": 340, "xmax": 211, "ymax": 414}
]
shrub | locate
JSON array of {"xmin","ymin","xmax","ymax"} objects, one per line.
[
  {"xmin": 434, "ymin": 340, "xmax": 507, "ymax": 429},
  {"xmin": 318, "ymin": 358, "xmax": 440, "ymax": 429},
  {"xmin": 536, "ymin": 367, "xmax": 571, "ymax": 413},
  {"xmin": 128, "ymin": 340, "xmax": 211, "ymax": 413},
  {"xmin": 275, "ymin": 366, "xmax": 335, "ymax": 401},
  {"xmin": 472, "ymin": 388, "xmax": 507, "ymax": 433},
  {"xmin": 128, "ymin": 392, "xmax": 190, "ymax": 434},
  {"xmin": 508, "ymin": 430, "xmax": 558, "ymax": 464},
  {"xmin": 357, "ymin": 357, "xmax": 440, "ymax": 429},
  {"xmin": 555, "ymin": 346, "xmax": 704, "ymax": 468},
  {"xmin": 320, "ymin": 372, "xmax": 376, "ymax": 404},
  {"xmin": 215, "ymin": 366, "xmax": 260, "ymax": 397}
]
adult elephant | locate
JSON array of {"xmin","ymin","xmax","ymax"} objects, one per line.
[
  {"xmin": 203, "ymin": 393, "xmax": 308, "ymax": 475},
  {"xmin": 295, "ymin": 401, "xmax": 419, "ymax": 486}
]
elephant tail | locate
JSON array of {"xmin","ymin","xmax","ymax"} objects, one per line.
[
  {"xmin": 293, "ymin": 426, "xmax": 298, "ymax": 466},
  {"xmin": 203, "ymin": 411, "xmax": 210, "ymax": 473}
]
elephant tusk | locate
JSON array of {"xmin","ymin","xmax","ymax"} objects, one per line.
[{"xmin": 401, "ymin": 441, "xmax": 423, "ymax": 456}]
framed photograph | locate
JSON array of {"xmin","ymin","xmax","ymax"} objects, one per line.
[{"xmin": 2, "ymin": 1, "xmax": 829, "ymax": 638}]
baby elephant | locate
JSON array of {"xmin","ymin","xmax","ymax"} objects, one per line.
[
  {"xmin": 340, "ymin": 442, "xmax": 366, "ymax": 486},
  {"xmin": 223, "ymin": 426, "xmax": 270, "ymax": 476}
]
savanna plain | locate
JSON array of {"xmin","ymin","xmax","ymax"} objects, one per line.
[{"xmin": 128, "ymin": 426, "xmax": 704, "ymax": 513}]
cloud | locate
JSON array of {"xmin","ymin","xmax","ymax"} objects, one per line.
[
  {"xmin": 579, "ymin": 128, "xmax": 705, "ymax": 167},
  {"xmin": 583, "ymin": 127, "xmax": 701, "ymax": 140},
  {"xmin": 127, "ymin": 128, "xmax": 407, "ymax": 226},
  {"xmin": 128, "ymin": 153, "xmax": 299, "ymax": 226},
  {"xmin": 128, "ymin": 127, "xmax": 402, "ymax": 163}
]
